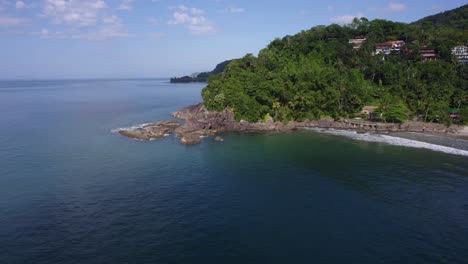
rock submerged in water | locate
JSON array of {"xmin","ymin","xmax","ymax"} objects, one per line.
[{"xmin": 180, "ymin": 134, "xmax": 202, "ymax": 145}]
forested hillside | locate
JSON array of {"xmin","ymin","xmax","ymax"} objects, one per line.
[
  {"xmin": 202, "ymin": 5, "xmax": 468, "ymax": 125},
  {"xmin": 412, "ymin": 4, "xmax": 467, "ymax": 29}
]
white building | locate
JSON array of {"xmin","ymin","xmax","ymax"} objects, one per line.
[
  {"xmin": 452, "ymin": 46, "xmax": 468, "ymax": 64},
  {"xmin": 349, "ymin": 36, "xmax": 367, "ymax": 50},
  {"xmin": 375, "ymin": 41, "xmax": 405, "ymax": 55}
]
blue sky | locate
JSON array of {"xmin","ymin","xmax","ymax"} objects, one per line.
[{"xmin": 0, "ymin": 0, "xmax": 466, "ymax": 79}]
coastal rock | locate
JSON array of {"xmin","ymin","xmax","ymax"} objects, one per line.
[
  {"xmin": 173, "ymin": 103, "xmax": 236, "ymax": 133},
  {"xmin": 180, "ymin": 134, "xmax": 202, "ymax": 145},
  {"xmin": 215, "ymin": 136, "xmax": 224, "ymax": 142},
  {"xmin": 118, "ymin": 103, "xmax": 466, "ymax": 144},
  {"xmin": 118, "ymin": 120, "xmax": 180, "ymax": 140}
]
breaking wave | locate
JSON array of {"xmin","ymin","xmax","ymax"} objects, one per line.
[
  {"xmin": 111, "ymin": 123, "xmax": 152, "ymax": 134},
  {"xmin": 306, "ymin": 128, "xmax": 468, "ymax": 157}
]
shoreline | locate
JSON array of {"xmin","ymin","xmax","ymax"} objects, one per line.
[{"xmin": 117, "ymin": 103, "xmax": 468, "ymax": 144}]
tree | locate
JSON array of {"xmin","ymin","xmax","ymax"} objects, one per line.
[
  {"xmin": 460, "ymin": 108, "xmax": 468, "ymax": 125},
  {"xmin": 376, "ymin": 95, "xmax": 409, "ymax": 123}
]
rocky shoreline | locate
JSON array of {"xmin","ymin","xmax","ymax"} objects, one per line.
[{"xmin": 117, "ymin": 103, "xmax": 467, "ymax": 144}]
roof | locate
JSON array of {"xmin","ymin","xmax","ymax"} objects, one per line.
[
  {"xmin": 376, "ymin": 41, "xmax": 405, "ymax": 48},
  {"xmin": 420, "ymin": 48, "xmax": 436, "ymax": 52},
  {"xmin": 448, "ymin": 108, "xmax": 461, "ymax": 113},
  {"xmin": 362, "ymin": 106, "xmax": 379, "ymax": 112}
]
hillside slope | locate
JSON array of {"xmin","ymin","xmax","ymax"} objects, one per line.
[
  {"xmin": 201, "ymin": 5, "xmax": 468, "ymax": 125},
  {"xmin": 412, "ymin": 4, "xmax": 467, "ymax": 29}
]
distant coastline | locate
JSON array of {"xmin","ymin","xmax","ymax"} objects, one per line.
[{"xmin": 170, "ymin": 60, "xmax": 232, "ymax": 83}]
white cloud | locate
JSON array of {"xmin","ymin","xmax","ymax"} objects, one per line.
[
  {"xmin": 15, "ymin": 1, "xmax": 35, "ymax": 10},
  {"xmin": 146, "ymin": 17, "xmax": 159, "ymax": 25},
  {"xmin": 36, "ymin": 28, "xmax": 67, "ymax": 38},
  {"xmin": 330, "ymin": 13, "xmax": 363, "ymax": 25},
  {"xmin": 41, "ymin": 0, "xmax": 107, "ymax": 27},
  {"xmin": 170, "ymin": 5, "xmax": 204, "ymax": 15},
  {"xmin": 0, "ymin": 15, "xmax": 28, "ymax": 26},
  {"xmin": 68, "ymin": 15, "xmax": 129, "ymax": 39},
  {"xmin": 145, "ymin": 32, "xmax": 163, "ymax": 38},
  {"xmin": 16, "ymin": 1, "xmax": 25, "ymax": 9},
  {"xmin": 37, "ymin": 1, "xmax": 135, "ymax": 40},
  {"xmin": 102, "ymin": 15, "xmax": 118, "ymax": 24},
  {"xmin": 36, "ymin": 26, "xmax": 163, "ymax": 40},
  {"xmin": 223, "ymin": 7, "xmax": 245, "ymax": 13},
  {"xmin": 82, "ymin": 15, "xmax": 129, "ymax": 39},
  {"xmin": 37, "ymin": 22, "xmax": 130, "ymax": 40},
  {"xmin": 117, "ymin": 0, "xmax": 134, "ymax": 11},
  {"xmin": 168, "ymin": 5, "xmax": 215, "ymax": 35},
  {"xmin": 77, "ymin": 25, "xmax": 130, "ymax": 40},
  {"xmin": 0, "ymin": 0, "xmax": 10, "ymax": 11},
  {"xmin": 386, "ymin": 2, "xmax": 406, "ymax": 12}
]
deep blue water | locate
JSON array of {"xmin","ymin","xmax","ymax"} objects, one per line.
[{"xmin": 1, "ymin": 79, "xmax": 467, "ymax": 264}]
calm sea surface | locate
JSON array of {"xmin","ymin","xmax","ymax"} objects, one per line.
[{"xmin": 1, "ymin": 79, "xmax": 467, "ymax": 263}]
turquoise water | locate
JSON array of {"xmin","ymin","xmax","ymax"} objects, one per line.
[{"xmin": 1, "ymin": 79, "xmax": 467, "ymax": 263}]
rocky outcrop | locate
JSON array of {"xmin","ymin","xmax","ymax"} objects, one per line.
[
  {"xmin": 117, "ymin": 103, "xmax": 466, "ymax": 144},
  {"xmin": 173, "ymin": 103, "xmax": 236, "ymax": 132},
  {"xmin": 117, "ymin": 120, "xmax": 180, "ymax": 140}
]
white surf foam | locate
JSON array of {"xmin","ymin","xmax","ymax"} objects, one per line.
[
  {"xmin": 306, "ymin": 128, "xmax": 468, "ymax": 157},
  {"xmin": 111, "ymin": 123, "xmax": 152, "ymax": 134}
]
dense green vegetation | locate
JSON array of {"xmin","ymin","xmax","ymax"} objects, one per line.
[
  {"xmin": 170, "ymin": 60, "xmax": 232, "ymax": 83},
  {"xmin": 412, "ymin": 4, "xmax": 467, "ymax": 30},
  {"xmin": 202, "ymin": 5, "xmax": 468, "ymax": 125}
]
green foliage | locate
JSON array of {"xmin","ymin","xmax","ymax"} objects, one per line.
[
  {"xmin": 460, "ymin": 108, "xmax": 468, "ymax": 125},
  {"xmin": 202, "ymin": 6, "xmax": 468, "ymax": 124},
  {"xmin": 376, "ymin": 95, "xmax": 409, "ymax": 123},
  {"xmin": 262, "ymin": 113, "xmax": 273, "ymax": 122}
]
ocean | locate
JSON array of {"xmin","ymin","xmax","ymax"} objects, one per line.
[{"xmin": 1, "ymin": 79, "xmax": 467, "ymax": 263}]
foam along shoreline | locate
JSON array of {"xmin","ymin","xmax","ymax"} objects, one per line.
[{"xmin": 306, "ymin": 128, "xmax": 468, "ymax": 157}]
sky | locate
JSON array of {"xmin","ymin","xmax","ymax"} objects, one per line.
[{"xmin": 0, "ymin": 0, "xmax": 466, "ymax": 79}]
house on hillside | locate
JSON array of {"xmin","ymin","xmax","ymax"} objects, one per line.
[
  {"xmin": 448, "ymin": 108, "xmax": 461, "ymax": 123},
  {"xmin": 420, "ymin": 48, "xmax": 438, "ymax": 62},
  {"xmin": 361, "ymin": 106, "xmax": 379, "ymax": 120},
  {"xmin": 375, "ymin": 40, "xmax": 405, "ymax": 55},
  {"xmin": 349, "ymin": 36, "xmax": 366, "ymax": 50},
  {"xmin": 452, "ymin": 46, "xmax": 468, "ymax": 64}
]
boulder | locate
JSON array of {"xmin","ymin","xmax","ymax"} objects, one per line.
[{"xmin": 180, "ymin": 134, "xmax": 202, "ymax": 145}]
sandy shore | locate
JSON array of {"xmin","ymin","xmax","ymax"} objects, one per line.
[{"xmin": 459, "ymin": 126, "xmax": 468, "ymax": 136}]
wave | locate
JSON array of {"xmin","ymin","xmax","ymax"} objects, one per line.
[
  {"xmin": 306, "ymin": 128, "xmax": 468, "ymax": 157},
  {"xmin": 110, "ymin": 123, "xmax": 152, "ymax": 134}
]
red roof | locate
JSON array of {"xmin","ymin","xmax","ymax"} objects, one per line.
[{"xmin": 376, "ymin": 41, "xmax": 405, "ymax": 48}]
